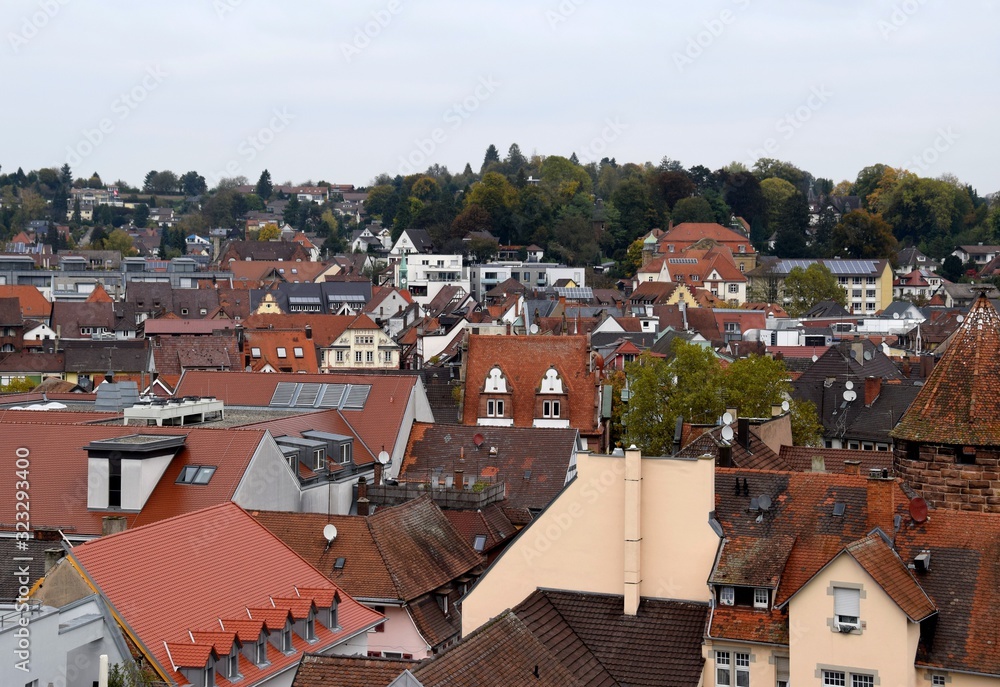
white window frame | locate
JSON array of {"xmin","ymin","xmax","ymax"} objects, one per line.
[
  {"xmin": 226, "ymin": 646, "xmax": 239, "ymax": 679},
  {"xmin": 851, "ymin": 675, "xmax": 874, "ymax": 687},
  {"xmin": 293, "ymin": 347, "xmax": 304, "ymax": 358},
  {"xmin": 251, "ymin": 347, "xmax": 261, "ymax": 358},
  {"xmin": 255, "ymin": 636, "xmax": 267, "ymax": 665},
  {"xmin": 715, "ymin": 650, "xmax": 731, "ymax": 687},
  {"xmin": 355, "ymin": 350, "xmax": 362, "ymax": 363},
  {"xmin": 931, "ymin": 676, "xmax": 945, "ymax": 686},
  {"xmin": 335, "ymin": 350, "xmax": 344, "ymax": 362},
  {"xmin": 487, "ymin": 399, "xmax": 504, "ymax": 417},
  {"xmin": 366, "ymin": 350, "xmax": 374, "ymax": 363},
  {"xmin": 313, "ymin": 448, "xmax": 325, "ymax": 470},
  {"xmin": 281, "ymin": 626, "xmax": 292, "ymax": 652},
  {"xmin": 728, "ymin": 283, "xmax": 740, "ymax": 294},
  {"xmin": 734, "ymin": 652, "xmax": 750, "ymax": 687},
  {"xmin": 543, "ymin": 399, "xmax": 561, "ymax": 418},
  {"xmin": 834, "ymin": 586, "xmax": 861, "ymax": 631},
  {"xmin": 753, "ymin": 588, "xmax": 768, "ymax": 609},
  {"xmin": 719, "ymin": 586, "xmax": 735, "ymax": 606},
  {"xmin": 276, "ymin": 347, "xmax": 287, "ymax": 358},
  {"xmin": 824, "ymin": 671, "xmax": 846, "ymax": 687}
]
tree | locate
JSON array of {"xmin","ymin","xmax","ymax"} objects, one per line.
[
  {"xmin": 0, "ymin": 377, "xmax": 35, "ymax": 393},
  {"xmin": 257, "ymin": 223, "xmax": 281, "ymax": 241},
  {"xmin": 283, "ymin": 194, "xmax": 301, "ymax": 229},
  {"xmin": 829, "ymin": 210, "xmax": 898, "ymax": 261},
  {"xmin": 752, "ymin": 158, "xmax": 808, "ymax": 194},
  {"xmin": 179, "ymin": 171, "xmax": 207, "ymax": 196},
  {"xmin": 481, "ymin": 144, "xmax": 501, "ymax": 173},
  {"xmin": 504, "ymin": 143, "xmax": 527, "ymax": 174},
  {"xmin": 671, "ymin": 196, "xmax": 716, "ymax": 224},
  {"xmin": 255, "ymin": 169, "xmax": 273, "ymax": 200},
  {"xmin": 103, "ymin": 228, "xmax": 137, "ymax": 255},
  {"xmin": 853, "ymin": 164, "xmax": 889, "ymax": 209},
  {"xmin": 723, "ymin": 170, "xmax": 766, "ymax": 230},
  {"xmin": 771, "ymin": 192, "xmax": 812, "ymax": 258},
  {"xmin": 783, "ymin": 263, "xmax": 846, "ymax": 316},
  {"xmin": 790, "ymin": 399, "xmax": 823, "ymax": 446},
  {"xmin": 133, "ymin": 203, "xmax": 149, "ymax": 227},
  {"xmin": 143, "ymin": 170, "xmax": 158, "ymax": 193},
  {"xmin": 723, "ymin": 355, "xmax": 790, "ymax": 417},
  {"xmin": 879, "ymin": 176, "xmax": 964, "ymax": 245},
  {"xmin": 760, "ymin": 177, "xmax": 798, "ymax": 230},
  {"xmin": 939, "ymin": 254, "xmax": 964, "ymax": 282}
]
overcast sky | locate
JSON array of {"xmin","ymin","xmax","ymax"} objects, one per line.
[{"xmin": 4, "ymin": 0, "xmax": 997, "ymax": 193}]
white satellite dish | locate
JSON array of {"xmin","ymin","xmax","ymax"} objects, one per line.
[
  {"xmin": 781, "ymin": 400, "xmax": 790, "ymax": 412},
  {"xmin": 845, "ymin": 381, "xmax": 854, "ymax": 390},
  {"xmin": 721, "ymin": 425, "xmax": 735, "ymax": 442},
  {"xmin": 323, "ymin": 524, "xmax": 338, "ymax": 543},
  {"xmin": 843, "ymin": 390, "xmax": 857, "ymax": 402},
  {"xmin": 811, "ymin": 355, "xmax": 819, "ymax": 363},
  {"xmin": 722, "ymin": 412, "xmax": 734, "ymax": 425},
  {"xmin": 529, "ymin": 323, "xmax": 539, "ymax": 334},
  {"xmin": 957, "ymin": 315, "xmax": 965, "ymax": 323},
  {"xmin": 376, "ymin": 451, "xmax": 390, "ymax": 465},
  {"xmin": 759, "ymin": 494, "xmax": 772, "ymax": 511},
  {"xmin": 892, "ymin": 312, "xmax": 900, "ymax": 320}
]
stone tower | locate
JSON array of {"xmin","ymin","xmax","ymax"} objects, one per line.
[{"xmin": 891, "ymin": 291, "xmax": 1000, "ymax": 513}]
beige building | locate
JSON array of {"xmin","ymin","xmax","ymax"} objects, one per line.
[{"xmin": 322, "ymin": 314, "xmax": 399, "ymax": 369}]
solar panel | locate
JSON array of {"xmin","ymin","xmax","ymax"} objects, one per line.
[
  {"xmin": 288, "ymin": 296, "xmax": 321, "ymax": 304},
  {"xmin": 327, "ymin": 294, "xmax": 366, "ymax": 302},
  {"xmin": 668, "ymin": 258, "xmax": 698, "ymax": 264},
  {"xmin": 295, "ymin": 383, "xmax": 322, "ymax": 407},
  {"xmin": 317, "ymin": 384, "xmax": 347, "ymax": 408},
  {"xmin": 270, "ymin": 382, "xmax": 297, "ymax": 406},
  {"xmin": 342, "ymin": 384, "xmax": 371, "ymax": 410}
]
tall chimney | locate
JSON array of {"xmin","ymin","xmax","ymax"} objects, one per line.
[
  {"xmin": 811, "ymin": 455, "xmax": 826, "ymax": 473},
  {"xmin": 102, "ymin": 516, "xmax": 127, "ymax": 537},
  {"xmin": 718, "ymin": 444, "xmax": 733, "ymax": 468},
  {"xmin": 373, "ymin": 460, "xmax": 383, "ymax": 487},
  {"xmin": 866, "ymin": 472, "xmax": 896, "ymax": 534},
  {"xmin": 844, "ymin": 460, "xmax": 861, "ymax": 476},
  {"xmin": 771, "ymin": 404, "xmax": 782, "ymax": 417},
  {"xmin": 864, "ymin": 376, "xmax": 881, "ymax": 406},
  {"xmin": 737, "ymin": 418, "xmax": 750, "ymax": 450},
  {"xmin": 454, "ymin": 449, "xmax": 466, "ymax": 491},
  {"xmin": 357, "ymin": 476, "xmax": 369, "ymax": 517},
  {"xmin": 624, "ymin": 446, "xmax": 642, "ymax": 616}
]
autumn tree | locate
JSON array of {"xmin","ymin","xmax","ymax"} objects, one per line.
[
  {"xmin": 782, "ymin": 263, "xmax": 846, "ymax": 316},
  {"xmin": 829, "ymin": 210, "xmax": 898, "ymax": 261},
  {"xmin": 257, "ymin": 223, "xmax": 281, "ymax": 241}
]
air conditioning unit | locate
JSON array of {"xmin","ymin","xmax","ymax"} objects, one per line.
[{"xmin": 836, "ymin": 620, "xmax": 860, "ymax": 633}]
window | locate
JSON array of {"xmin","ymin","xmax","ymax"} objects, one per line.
[
  {"xmin": 734, "ymin": 653, "xmax": 750, "ymax": 687},
  {"xmin": 473, "ymin": 534, "xmax": 487, "ymax": 552},
  {"xmin": 738, "ymin": 245, "xmax": 746, "ymax": 253},
  {"xmin": 293, "ymin": 347, "xmax": 304, "ymax": 358},
  {"xmin": 866, "ymin": 276, "xmax": 876, "ymax": 285},
  {"xmin": 852, "ymin": 676, "xmax": 874, "ymax": 687},
  {"xmin": 775, "ymin": 656, "xmax": 789, "ymax": 687},
  {"xmin": 177, "ymin": 465, "xmax": 216, "ymax": 484},
  {"xmin": 366, "ymin": 350, "xmax": 374, "ymax": 363},
  {"xmin": 728, "ymin": 283, "xmax": 739, "ymax": 293},
  {"xmin": 277, "ymin": 347, "xmax": 287, "ymax": 358},
  {"xmin": 932, "ymin": 677, "xmax": 946, "ymax": 686},
  {"xmin": 719, "ymin": 586, "xmax": 734, "ymax": 606},
  {"xmin": 251, "ymin": 347, "xmax": 261, "ymax": 358},
  {"xmin": 339, "ymin": 443, "xmax": 352, "ymax": 465},
  {"xmin": 255, "ymin": 636, "xmax": 267, "ymax": 664},
  {"xmin": 313, "ymin": 449, "xmax": 325, "ymax": 470},
  {"xmin": 181, "ymin": 308, "xmax": 189, "ymax": 315},
  {"xmin": 108, "ymin": 458, "xmax": 122, "ymax": 508},
  {"xmin": 824, "ymin": 671, "xmax": 846, "ymax": 687},
  {"xmin": 355, "ymin": 351, "xmax": 362, "ymax": 363},
  {"xmin": 281, "ymin": 626, "xmax": 292, "ymax": 652},
  {"xmin": 331, "ymin": 600, "xmax": 339, "ymax": 629},
  {"xmin": 753, "ymin": 588, "xmax": 768, "ymax": 608},
  {"xmin": 716, "ymin": 651, "xmax": 731, "ymax": 686},
  {"xmin": 437, "ymin": 594, "xmax": 449, "ymax": 615},
  {"xmin": 306, "ymin": 612, "xmax": 316, "ymax": 641},
  {"xmin": 865, "ymin": 302, "xmax": 875, "ymax": 312},
  {"xmin": 543, "ymin": 400, "xmax": 561, "ymax": 418},
  {"xmin": 852, "ymin": 289, "xmax": 862, "ymax": 298},
  {"xmin": 838, "ymin": 277, "xmax": 848, "ymax": 285},
  {"xmin": 866, "ymin": 289, "xmax": 876, "ymax": 299},
  {"xmin": 853, "ymin": 277, "xmax": 862, "ymax": 285},
  {"xmin": 336, "ymin": 350, "xmax": 344, "ymax": 362},
  {"xmin": 203, "ymin": 663, "xmax": 215, "ymax": 687},
  {"xmin": 487, "ymin": 399, "xmax": 505, "ymax": 417},
  {"xmin": 834, "ymin": 587, "xmax": 861, "ymax": 631},
  {"xmin": 226, "ymin": 646, "xmax": 239, "ymax": 679}
]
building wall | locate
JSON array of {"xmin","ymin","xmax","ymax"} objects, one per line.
[
  {"xmin": 894, "ymin": 440, "xmax": 1000, "ymax": 514},
  {"xmin": 703, "ymin": 641, "xmax": 787, "ymax": 687},
  {"xmin": 787, "ymin": 554, "xmax": 919, "ymax": 687},
  {"xmin": 232, "ymin": 434, "xmax": 303, "ymax": 512},
  {"xmin": 460, "ymin": 451, "xmax": 719, "ymax": 635},
  {"xmin": 365, "ymin": 604, "xmax": 431, "ymax": 658}
]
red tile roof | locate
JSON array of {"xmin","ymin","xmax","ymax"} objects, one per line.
[
  {"xmin": 844, "ymin": 533, "xmax": 936, "ymax": 621},
  {"xmin": 0, "ymin": 424, "xmax": 267, "ymax": 536},
  {"xmin": 779, "ymin": 446, "xmax": 893, "ymax": 474},
  {"xmin": 292, "ymin": 654, "xmax": 417, "ymax": 687},
  {"xmin": 243, "ymin": 329, "xmax": 319, "ymax": 374},
  {"xmin": 70, "ymin": 503, "xmax": 382, "ymax": 686},
  {"xmin": 242, "ymin": 313, "xmax": 354, "ymax": 347},
  {"xmin": 709, "ymin": 606, "xmax": 789, "ymax": 646},
  {"xmin": 443, "ymin": 504, "xmax": 518, "ymax": 553},
  {"xmin": 461, "ymin": 335, "xmax": 598, "ymax": 435},
  {"xmin": 0, "ymin": 285, "xmax": 51, "ymax": 319},
  {"xmin": 892, "ymin": 292, "xmax": 1000, "ymax": 445}
]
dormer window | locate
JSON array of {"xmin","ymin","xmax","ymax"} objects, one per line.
[
  {"xmin": 226, "ymin": 645, "xmax": 239, "ymax": 680},
  {"xmin": 754, "ymin": 588, "xmax": 768, "ymax": 609},
  {"xmin": 281, "ymin": 626, "xmax": 292, "ymax": 652},
  {"xmin": 542, "ymin": 400, "xmax": 561, "ymax": 418},
  {"xmin": 305, "ymin": 610, "xmax": 316, "ymax": 641},
  {"xmin": 277, "ymin": 347, "xmax": 287, "ymax": 358},
  {"xmin": 313, "ymin": 449, "xmax": 326, "ymax": 471},
  {"xmin": 177, "ymin": 465, "xmax": 216, "ymax": 485},
  {"xmin": 255, "ymin": 635, "xmax": 268, "ymax": 665},
  {"xmin": 719, "ymin": 586, "xmax": 734, "ymax": 606},
  {"xmin": 539, "ymin": 367, "xmax": 563, "ymax": 394},
  {"xmin": 338, "ymin": 442, "xmax": 352, "ymax": 465},
  {"xmin": 485, "ymin": 366, "xmax": 508, "ymax": 393},
  {"xmin": 487, "ymin": 399, "xmax": 505, "ymax": 417}
]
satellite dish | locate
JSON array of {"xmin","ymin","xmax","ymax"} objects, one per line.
[
  {"xmin": 594, "ymin": 354, "xmax": 605, "ymax": 371},
  {"xmin": 722, "ymin": 412, "xmax": 734, "ymax": 425},
  {"xmin": 781, "ymin": 400, "xmax": 789, "ymax": 412},
  {"xmin": 811, "ymin": 355, "xmax": 819, "ymax": 363},
  {"xmin": 843, "ymin": 390, "xmax": 857, "ymax": 402},
  {"xmin": 892, "ymin": 312, "xmax": 900, "ymax": 320},
  {"xmin": 957, "ymin": 315, "xmax": 965, "ymax": 323},
  {"xmin": 909, "ymin": 497, "xmax": 929, "ymax": 524},
  {"xmin": 323, "ymin": 524, "xmax": 338, "ymax": 543},
  {"xmin": 721, "ymin": 425, "xmax": 735, "ymax": 442},
  {"xmin": 759, "ymin": 494, "xmax": 772, "ymax": 511},
  {"xmin": 845, "ymin": 381, "xmax": 854, "ymax": 390},
  {"xmin": 863, "ymin": 351, "xmax": 873, "ymax": 361},
  {"xmin": 529, "ymin": 323, "xmax": 539, "ymax": 334},
  {"xmin": 376, "ymin": 451, "xmax": 390, "ymax": 465},
  {"xmin": 849, "ymin": 349, "xmax": 857, "ymax": 359},
  {"xmin": 473, "ymin": 433, "xmax": 485, "ymax": 448}
]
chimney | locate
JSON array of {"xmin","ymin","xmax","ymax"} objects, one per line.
[
  {"xmin": 811, "ymin": 455, "xmax": 826, "ymax": 473},
  {"xmin": 454, "ymin": 449, "xmax": 466, "ymax": 490},
  {"xmin": 718, "ymin": 444, "xmax": 733, "ymax": 468},
  {"xmin": 864, "ymin": 376, "xmax": 881, "ymax": 406},
  {"xmin": 44, "ymin": 548, "xmax": 65, "ymax": 574},
  {"xmin": 373, "ymin": 460, "xmax": 383, "ymax": 487},
  {"xmin": 771, "ymin": 403, "xmax": 782, "ymax": 417},
  {"xmin": 866, "ymin": 471, "xmax": 896, "ymax": 534},
  {"xmin": 844, "ymin": 460, "xmax": 862, "ymax": 476},
  {"xmin": 623, "ymin": 445, "xmax": 642, "ymax": 616},
  {"xmin": 737, "ymin": 418, "xmax": 750, "ymax": 450},
  {"xmin": 357, "ymin": 476, "xmax": 370, "ymax": 516},
  {"xmin": 102, "ymin": 516, "xmax": 127, "ymax": 537}
]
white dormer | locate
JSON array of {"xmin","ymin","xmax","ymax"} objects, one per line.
[
  {"xmin": 485, "ymin": 366, "xmax": 508, "ymax": 393},
  {"xmin": 539, "ymin": 367, "xmax": 564, "ymax": 394}
]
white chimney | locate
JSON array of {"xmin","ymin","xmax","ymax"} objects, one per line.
[{"xmin": 624, "ymin": 445, "xmax": 642, "ymax": 616}]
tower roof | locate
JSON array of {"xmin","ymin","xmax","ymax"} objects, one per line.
[{"xmin": 892, "ymin": 292, "xmax": 1000, "ymax": 445}]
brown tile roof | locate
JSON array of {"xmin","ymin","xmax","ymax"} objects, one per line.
[
  {"xmin": 411, "ymin": 610, "xmax": 585, "ymax": 687},
  {"xmin": 243, "ymin": 329, "xmax": 319, "ymax": 373},
  {"xmin": 462, "ymin": 334, "xmax": 598, "ymax": 435},
  {"xmin": 292, "ymin": 654, "xmax": 417, "ymax": 687},
  {"xmin": 402, "ymin": 423, "xmax": 579, "ymax": 511},
  {"xmin": 677, "ymin": 425, "xmax": 788, "ymax": 471},
  {"xmin": 711, "ymin": 534, "xmax": 796, "ymax": 588},
  {"xmin": 0, "ymin": 285, "xmax": 51, "ymax": 319},
  {"xmin": 514, "ymin": 589, "xmax": 709, "ymax": 687},
  {"xmin": 152, "ymin": 333, "xmax": 241, "ymax": 376},
  {"xmin": 709, "ymin": 606, "xmax": 789, "ymax": 646},
  {"xmin": 892, "ymin": 292, "xmax": 1000, "ymax": 445},
  {"xmin": 779, "ymin": 446, "xmax": 893, "ymax": 474},
  {"xmin": 443, "ymin": 504, "xmax": 518, "ymax": 553},
  {"xmin": 844, "ymin": 533, "xmax": 936, "ymax": 621}
]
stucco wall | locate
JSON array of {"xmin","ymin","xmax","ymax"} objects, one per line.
[{"xmin": 232, "ymin": 434, "xmax": 302, "ymax": 512}]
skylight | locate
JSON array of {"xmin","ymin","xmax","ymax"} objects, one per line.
[
  {"xmin": 832, "ymin": 502, "xmax": 846, "ymax": 517},
  {"xmin": 177, "ymin": 465, "xmax": 217, "ymax": 485},
  {"xmin": 473, "ymin": 535, "xmax": 487, "ymax": 552}
]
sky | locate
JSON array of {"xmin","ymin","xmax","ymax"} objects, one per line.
[{"xmin": 3, "ymin": 0, "xmax": 998, "ymax": 193}]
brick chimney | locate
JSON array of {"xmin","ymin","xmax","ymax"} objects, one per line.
[
  {"xmin": 454, "ymin": 449, "xmax": 466, "ymax": 491},
  {"xmin": 373, "ymin": 460, "xmax": 383, "ymax": 487},
  {"xmin": 864, "ymin": 376, "xmax": 882, "ymax": 406},
  {"xmin": 866, "ymin": 472, "xmax": 896, "ymax": 534},
  {"xmin": 357, "ymin": 476, "xmax": 370, "ymax": 517},
  {"xmin": 844, "ymin": 460, "xmax": 862, "ymax": 476},
  {"xmin": 102, "ymin": 516, "xmax": 127, "ymax": 537}
]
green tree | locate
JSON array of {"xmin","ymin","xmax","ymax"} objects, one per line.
[
  {"xmin": 481, "ymin": 144, "xmax": 501, "ymax": 173},
  {"xmin": 671, "ymin": 196, "xmax": 716, "ymax": 223},
  {"xmin": 939, "ymin": 254, "xmax": 964, "ymax": 282},
  {"xmin": 103, "ymin": 228, "xmax": 137, "ymax": 255},
  {"xmin": 0, "ymin": 377, "xmax": 35, "ymax": 393},
  {"xmin": 853, "ymin": 164, "xmax": 889, "ymax": 210},
  {"xmin": 760, "ymin": 177, "xmax": 797, "ymax": 230},
  {"xmin": 179, "ymin": 171, "xmax": 207, "ymax": 196},
  {"xmin": 133, "ymin": 203, "xmax": 149, "ymax": 228},
  {"xmin": 783, "ymin": 262, "xmax": 846, "ymax": 316},
  {"xmin": 790, "ymin": 399, "xmax": 823, "ymax": 446},
  {"xmin": 723, "ymin": 355, "xmax": 790, "ymax": 417},
  {"xmin": 539, "ymin": 155, "xmax": 592, "ymax": 203},
  {"xmin": 772, "ymin": 192, "xmax": 812, "ymax": 258},
  {"xmin": 255, "ymin": 169, "xmax": 273, "ymax": 200},
  {"xmin": 878, "ymin": 176, "xmax": 964, "ymax": 245},
  {"xmin": 829, "ymin": 210, "xmax": 898, "ymax": 261}
]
